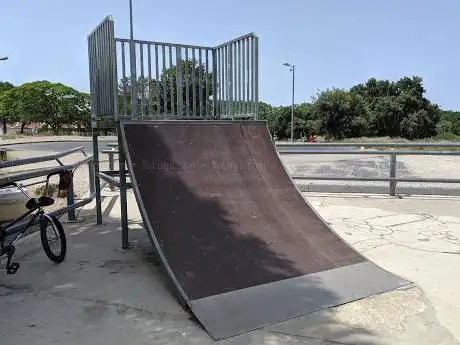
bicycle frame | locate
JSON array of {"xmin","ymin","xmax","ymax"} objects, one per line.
[{"xmin": 0, "ymin": 204, "xmax": 44, "ymax": 252}]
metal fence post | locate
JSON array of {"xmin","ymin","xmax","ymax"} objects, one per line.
[
  {"xmin": 66, "ymin": 174, "xmax": 76, "ymax": 221},
  {"xmin": 88, "ymin": 161, "xmax": 95, "ymax": 195},
  {"xmin": 109, "ymin": 149, "xmax": 115, "ymax": 191},
  {"xmin": 389, "ymin": 152, "xmax": 397, "ymax": 196}
]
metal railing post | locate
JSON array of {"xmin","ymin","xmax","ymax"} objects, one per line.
[
  {"xmin": 389, "ymin": 152, "xmax": 397, "ymax": 196},
  {"xmin": 117, "ymin": 125, "xmax": 129, "ymax": 249},
  {"xmin": 66, "ymin": 176, "xmax": 76, "ymax": 221},
  {"xmin": 88, "ymin": 161, "xmax": 96, "ymax": 195},
  {"xmin": 109, "ymin": 148, "xmax": 115, "ymax": 191}
]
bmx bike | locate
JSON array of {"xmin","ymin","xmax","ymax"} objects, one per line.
[{"xmin": 0, "ymin": 173, "xmax": 68, "ymax": 275}]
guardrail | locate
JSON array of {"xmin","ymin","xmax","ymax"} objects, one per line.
[
  {"xmin": 277, "ymin": 142, "xmax": 460, "ymax": 195},
  {"xmin": 101, "ymin": 142, "xmax": 460, "ymax": 196},
  {"xmin": 0, "ymin": 146, "xmax": 97, "ymax": 234}
]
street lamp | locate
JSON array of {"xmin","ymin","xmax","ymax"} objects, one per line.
[
  {"xmin": 0, "ymin": 57, "xmax": 8, "ymax": 61},
  {"xmin": 283, "ymin": 62, "xmax": 295, "ymax": 142}
]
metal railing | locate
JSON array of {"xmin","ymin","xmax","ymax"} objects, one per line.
[
  {"xmin": 88, "ymin": 16, "xmax": 259, "ymax": 123},
  {"xmin": 0, "ymin": 147, "xmax": 97, "ymax": 234},
  {"xmin": 277, "ymin": 142, "xmax": 460, "ymax": 196},
  {"xmin": 100, "ymin": 142, "xmax": 460, "ymax": 196}
]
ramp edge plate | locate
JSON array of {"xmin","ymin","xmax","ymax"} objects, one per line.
[{"xmin": 189, "ymin": 261, "xmax": 411, "ymax": 340}]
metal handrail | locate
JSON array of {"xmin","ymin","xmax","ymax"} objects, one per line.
[
  {"xmin": 276, "ymin": 142, "xmax": 460, "ymax": 148},
  {"xmin": 0, "ymin": 146, "xmax": 86, "ymax": 169},
  {"xmin": 100, "ymin": 143, "xmax": 460, "ymax": 196},
  {"xmin": 1, "ymin": 147, "xmax": 96, "ymax": 224}
]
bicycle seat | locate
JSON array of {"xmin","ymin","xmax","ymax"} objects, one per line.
[{"xmin": 25, "ymin": 196, "xmax": 54, "ymax": 210}]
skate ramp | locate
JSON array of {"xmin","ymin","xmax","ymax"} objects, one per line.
[{"xmin": 120, "ymin": 120, "xmax": 411, "ymax": 340}]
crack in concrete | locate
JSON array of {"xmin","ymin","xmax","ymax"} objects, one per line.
[{"xmin": 340, "ymin": 212, "xmax": 460, "ymax": 255}]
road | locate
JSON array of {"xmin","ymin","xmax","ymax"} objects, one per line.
[
  {"xmin": 5, "ymin": 140, "xmax": 354, "ymax": 154},
  {"xmin": 5, "ymin": 141, "xmax": 116, "ymax": 153}
]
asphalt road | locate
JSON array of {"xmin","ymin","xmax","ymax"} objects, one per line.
[
  {"xmin": 5, "ymin": 141, "xmax": 354, "ymax": 154},
  {"xmin": 5, "ymin": 141, "xmax": 116, "ymax": 153}
]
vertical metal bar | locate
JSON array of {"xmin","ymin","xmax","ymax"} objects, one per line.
[
  {"xmin": 224, "ymin": 45, "xmax": 228, "ymax": 116},
  {"xmin": 88, "ymin": 31, "xmax": 98, "ymax": 222},
  {"xmin": 162, "ymin": 45, "xmax": 167, "ymax": 115},
  {"xmin": 155, "ymin": 45, "xmax": 160, "ymax": 115},
  {"xmin": 246, "ymin": 38, "xmax": 250, "ymax": 116},
  {"xmin": 88, "ymin": 161, "xmax": 95, "ymax": 195},
  {"xmin": 228, "ymin": 43, "xmax": 234, "ymax": 115},
  {"xmin": 192, "ymin": 49, "xmax": 196, "ymax": 116},
  {"xmin": 92, "ymin": 129, "xmax": 102, "ymax": 224},
  {"xmin": 129, "ymin": 38, "xmax": 137, "ymax": 119},
  {"xmin": 237, "ymin": 40, "xmax": 241, "ymax": 116},
  {"xmin": 109, "ymin": 150, "xmax": 115, "ymax": 191},
  {"xmin": 185, "ymin": 49, "xmax": 190, "ymax": 116},
  {"xmin": 212, "ymin": 49, "xmax": 218, "ymax": 118},
  {"xmin": 100, "ymin": 24, "xmax": 106, "ymax": 116},
  {"xmin": 219, "ymin": 48, "xmax": 224, "ymax": 116},
  {"xmin": 147, "ymin": 44, "xmax": 152, "ymax": 115},
  {"xmin": 389, "ymin": 152, "xmax": 397, "ymax": 196},
  {"xmin": 66, "ymin": 176, "xmax": 76, "ymax": 221},
  {"xmin": 121, "ymin": 42, "xmax": 127, "ymax": 115},
  {"xmin": 251, "ymin": 37, "xmax": 255, "ymax": 116},
  {"xmin": 199, "ymin": 49, "xmax": 203, "ymax": 117},
  {"xmin": 254, "ymin": 37, "xmax": 259, "ymax": 120},
  {"xmin": 205, "ymin": 49, "xmax": 209, "ymax": 117},
  {"xmin": 118, "ymin": 124, "xmax": 129, "ymax": 249},
  {"xmin": 176, "ymin": 46, "xmax": 183, "ymax": 117},
  {"xmin": 140, "ymin": 43, "xmax": 145, "ymax": 117},
  {"xmin": 242, "ymin": 39, "xmax": 246, "ymax": 115},
  {"xmin": 169, "ymin": 46, "xmax": 174, "ymax": 116}
]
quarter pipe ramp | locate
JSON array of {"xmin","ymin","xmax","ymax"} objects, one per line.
[{"xmin": 120, "ymin": 119, "xmax": 410, "ymax": 340}]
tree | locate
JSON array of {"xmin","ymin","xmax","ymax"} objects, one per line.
[
  {"xmin": 0, "ymin": 81, "xmax": 14, "ymax": 134},
  {"xmin": 1, "ymin": 81, "xmax": 91, "ymax": 135},
  {"xmin": 311, "ymin": 88, "xmax": 370, "ymax": 139},
  {"xmin": 118, "ymin": 58, "xmax": 213, "ymax": 117}
]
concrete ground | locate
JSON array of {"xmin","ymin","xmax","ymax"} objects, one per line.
[{"xmin": 1, "ymin": 189, "xmax": 459, "ymax": 345}]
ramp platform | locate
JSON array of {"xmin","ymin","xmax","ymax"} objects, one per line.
[{"xmin": 120, "ymin": 120, "xmax": 411, "ymax": 340}]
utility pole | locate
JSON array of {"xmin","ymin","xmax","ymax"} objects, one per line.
[{"xmin": 283, "ymin": 62, "xmax": 295, "ymax": 142}]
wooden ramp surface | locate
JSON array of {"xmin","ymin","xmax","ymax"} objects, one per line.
[{"xmin": 120, "ymin": 120, "xmax": 410, "ymax": 340}]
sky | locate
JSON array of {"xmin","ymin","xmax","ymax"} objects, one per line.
[{"xmin": 1, "ymin": 0, "xmax": 460, "ymax": 110}]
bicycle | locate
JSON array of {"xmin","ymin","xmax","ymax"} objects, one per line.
[{"xmin": 0, "ymin": 173, "xmax": 68, "ymax": 275}]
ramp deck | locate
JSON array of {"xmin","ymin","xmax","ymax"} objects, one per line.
[{"xmin": 120, "ymin": 120, "xmax": 410, "ymax": 340}]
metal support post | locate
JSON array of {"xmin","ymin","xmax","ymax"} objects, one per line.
[
  {"xmin": 92, "ymin": 128, "xmax": 103, "ymax": 224},
  {"xmin": 389, "ymin": 152, "xmax": 397, "ymax": 196},
  {"xmin": 66, "ymin": 176, "xmax": 76, "ymax": 221},
  {"xmin": 117, "ymin": 124, "xmax": 129, "ymax": 249}
]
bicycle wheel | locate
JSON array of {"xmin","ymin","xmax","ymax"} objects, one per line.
[{"xmin": 40, "ymin": 215, "xmax": 67, "ymax": 263}]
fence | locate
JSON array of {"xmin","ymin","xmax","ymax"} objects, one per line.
[
  {"xmin": 277, "ymin": 142, "xmax": 460, "ymax": 195},
  {"xmin": 100, "ymin": 141, "xmax": 460, "ymax": 196},
  {"xmin": 88, "ymin": 16, "xmax": 259, "ymax": 123},
  {"xmin": 0, "ymin": 147, "xmax": 97, "ymax": 235}
]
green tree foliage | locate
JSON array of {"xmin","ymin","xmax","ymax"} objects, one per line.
[
  {"xmin": 267, "ymin": 75, "xmax": 445, "ymax": 141},
  {"xmin": 118, "ymin": 59, "xmax": 213, "ymax": 116},
  {"xmin": 311, "ymin": 88, "xmax": 370, "ymax": 140},
  {"xmin": 0, "ymin": 81, "xmax": 15, "ymax": 134},
  {"xmin": 0, "ymin": 80, "xmax": 90, "ymax": 135}
]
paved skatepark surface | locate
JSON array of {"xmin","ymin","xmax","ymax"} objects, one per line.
[
  {"xmin": 120, "ymin": 120, "xmax": 410, "ymax": 339},
  {"xmin": 0, "ymin": 190, "xmax": 459, "ymax": 345}
]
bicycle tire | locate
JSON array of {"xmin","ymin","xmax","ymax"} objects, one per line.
[{"xmin": 40, "ymin": 215, "xmax": 67, "ymax": 263}]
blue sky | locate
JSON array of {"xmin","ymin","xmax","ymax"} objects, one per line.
[{"xmin": 1, "ymin": 0, "xmax": 459, "ymax": 110}]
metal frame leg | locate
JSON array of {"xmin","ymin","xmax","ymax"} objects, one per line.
[
  {"xmin": 117, "ymin": 123, "xmax": 129, "ymax": 249},
  {"xmin": 92, "ymin": 129, "xmax": 103, "ymax": 224}
]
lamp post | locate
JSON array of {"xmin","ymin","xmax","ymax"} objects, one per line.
[{"xmin": 283, "ymin": 62, "xmax": 295, "ymax": 142}]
